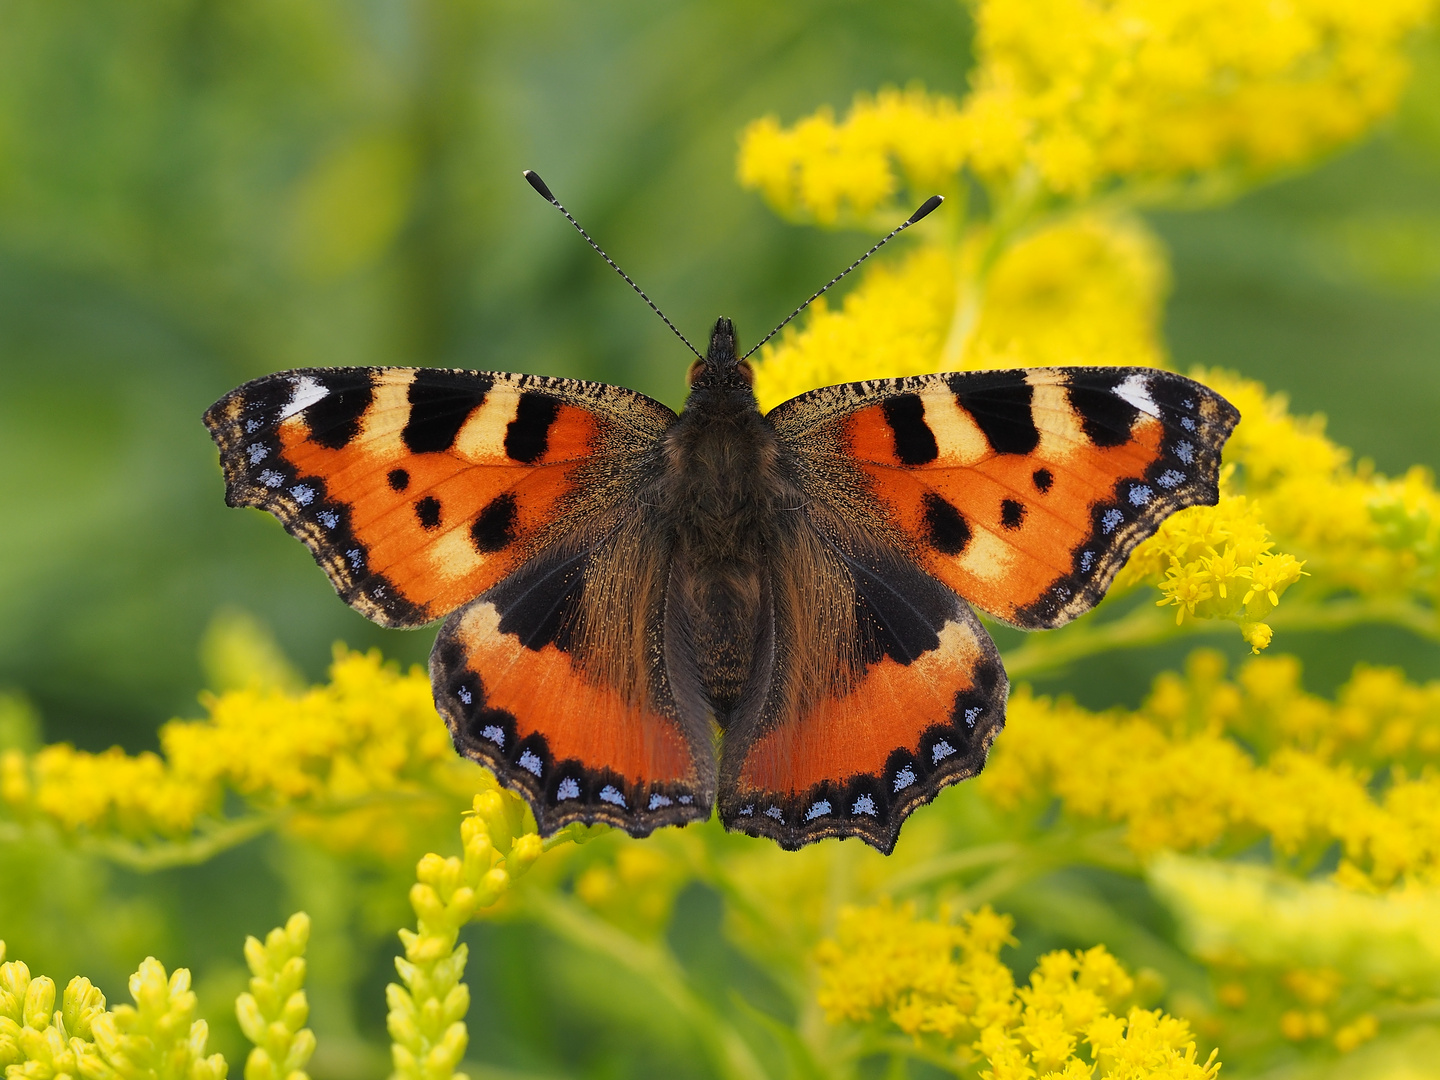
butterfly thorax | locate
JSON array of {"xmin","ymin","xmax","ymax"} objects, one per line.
[{"xmin": 661, "ymin": 319, "xmax": 795, "ymax": 723}]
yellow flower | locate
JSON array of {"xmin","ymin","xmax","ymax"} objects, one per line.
[
  {"xmin": 740, "ymin": 0, "xmax": 1435, "ymax": 215},
  {"xmin": 737, "ymin": 88, "xmax": 967, "ymax": 224},
  {"xmin": 816, "ymin": 902, "xmax": 1220, "ymax": 1078},
  {"xmin": 235, "ymin": 913, "xmax": 314, "ymax": 1080},
  {"xmin": 3, "ymin": 648, "xmax": 485, "ymax": 861},
  {"xmin": 751, "ymin": 213, "xmax": 1167, "ymax": 410},
  {"xmin": 388, "ymin": 780, "xmax": 589, "ymax": 1080},
  {"xmin": 1121, "ymin": 494, "xmax": 1305, "ymax": 651},
  {"xmin": 982, "ymin": 650, "xmax": 1440, "ymax": 888}
]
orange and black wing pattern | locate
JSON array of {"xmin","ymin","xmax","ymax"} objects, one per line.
[
  {"xmin": 203, "ymin": 367, "xmax": 675, "ymax": 627},
  {"xmin": 431, "ymin": 506, "xmax": 716, "ymax": 837},
  {"xmin": 770, "ymin": 367, "xmax": 1238, "ymax": 629},
  {"xmin": 206, "ymin": 366, "xmax": 712, "ymax": 835},
  {"xmin": 717, "ymin": 508, "xmax": 1006, "ymax": 853}
]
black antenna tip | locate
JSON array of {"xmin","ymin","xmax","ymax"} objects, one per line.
[
  {"xmin": 907, "ymin": 194, "xmax": 944, "ymax": 225},
  {"xmin": 523, "ymin": 169, "xmax": 556, "ymax": 203}
]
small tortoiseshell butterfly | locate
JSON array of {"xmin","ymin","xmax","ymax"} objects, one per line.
[{"xmin": 205, "ymin": 173, "xmax": 1238, "ymax": 853}]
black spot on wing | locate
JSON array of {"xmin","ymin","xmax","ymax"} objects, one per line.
[
  {"xmin": 403, "ymin": 371, "xmax": 494, "ymax": 453},
  {"xmin": 922, "ymin": 493, "xmax": 971, "ymax": 555},
  {"xmin": 305, "ymin": 371, "xmax": 374, "ymax": 450},
  {"xmin": 1066, "ymin": 369, "xmax": 1139, "ymax": 448},
  {"xmin": 946, "ymin": 371, "xmax": 1039, "ymax": 455},
  {"xmin": 1000, "ymin": 498, "xmax": 1026, "ymax": 530},
  {"xmin": 881, "ymin": 395, "xmax": 938, "ymax": 465},
  {"xmin": 388, "ymin": 468, "xmax": 410, "ymax": 492},
  {"xmin": 505, "ymin": 393, "xmax": 562, "ymax": 463},
  {"xmin": 1033, "ymin": 468, "xmax": 1053, "ymax": 493},
  {"xmin": 415, "ymin": 496, "xmax": 442, "ymax": 530},
  {"xmin": 471, "ymin": 493, "xmax": 518, "ymax": 553}
]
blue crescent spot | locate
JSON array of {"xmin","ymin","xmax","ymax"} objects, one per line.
[
  {"xmin": 851, "ymin": 794, "xmax": 877, "ymax": 816},
  {"xmin": 804, "ymin": 800, "xmax": 832, "ymax": 822}
]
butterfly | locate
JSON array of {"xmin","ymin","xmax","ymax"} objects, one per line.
[{"xmin": 204, "ymin": 176, "xmax": 1238, "ymax": 854}]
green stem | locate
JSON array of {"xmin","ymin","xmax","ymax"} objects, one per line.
[
  {"xmin": 877, "ymin": 842, "xmax": 1023, "ymax": 896},
  {"xmin": 53, "ymin": 789, "xmax": 457, "ymax": 871},
  {"xmin": 1001, "ymin": 592, "xmax": 1437, "ymax": 682},
  {"xmin": 526, "ymin": 891, "xmax": 772, "ymax": 1080}
]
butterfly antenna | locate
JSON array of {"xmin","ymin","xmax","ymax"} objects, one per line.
[
  {"xmin": 740, "ymin": 195, "xmax": 944, "ymax": 363},
  {"xmin": 523, "ymin": 170, "xmax": 703, "ymax": 361}
]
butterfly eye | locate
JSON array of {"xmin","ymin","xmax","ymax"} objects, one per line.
[
  {"xmin": 737, "ymin": 361, "xmax": 754, "ymax": 386},
  {"xmin": 686, "ymin": 360, "xmax": 705, "ymax": 386}
]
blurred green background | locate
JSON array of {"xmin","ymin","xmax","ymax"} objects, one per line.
[{"xmin": 0, "ymin": 1, "xmax": 1438, "ymax": 1074}]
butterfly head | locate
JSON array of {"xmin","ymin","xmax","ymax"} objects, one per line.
[{"xmin": 686, "ymin": 317, "xmax": 755, "ymax": 392}]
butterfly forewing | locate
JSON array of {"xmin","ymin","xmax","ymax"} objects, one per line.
[
  {"xmin": 204, "ymin": 367, "xmax": 676, "ymax": 627},
  {"xmin": 770, "ymin": 366, "xmax": 1239, "ymax": 629}
]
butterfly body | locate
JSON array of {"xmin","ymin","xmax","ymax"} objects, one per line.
[{"xmin": 206, "ymin": 317, "xmax": 1238, "ymax": 853}]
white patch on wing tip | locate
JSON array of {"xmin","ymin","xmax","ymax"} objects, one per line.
[
  {"xmin": 1116, "ymin": 373, "xmax": 1158, "ymax": 416},
  {"xmin": 280, "ymin": 375, "xmax": 329, "ymax": 420}
]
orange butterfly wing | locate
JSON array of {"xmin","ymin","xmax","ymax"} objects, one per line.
[
  {"xmin": 716, "ymin": 508, "xmax": 1007, "ymax": 853},
  {"xmin": 204, "ymin": 367, "xmax": 674, "ymax": 627},
  {"xmin": 717, "ymin": 366, "xmax": 1236, "ymax": 851},
  {"xmin": 206, "ymin": 367, "xmax": 714, "ymax": 835},
  {"xmin": 772, "ymin": 367, "xmax": 1239, "ymax": 628}
]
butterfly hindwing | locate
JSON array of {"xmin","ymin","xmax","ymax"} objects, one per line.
[
  {"xmin": 204, "ymin": 366, "xmax": 677, "ymax": 627},
  {"xmin": 717, "ymin": 505, "xmax": 1007, "ymax": 853},
  {"xmin": 433, "ymin": 508, "xmax": 715, "ymax": 835},
  {"xmin": 771, "ymin": 367, "xmax": 1238, "ymax": 629}
]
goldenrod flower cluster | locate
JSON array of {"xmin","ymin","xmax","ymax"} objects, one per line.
[
  {"xmin": 236, "ymin": 914, "xmax": 314, "ymax": 1080},
  {"xmin": 815, "ymin": 902, "xmax": 1220, "ymax": 1079},
  {"xmin": 983, "ymin": 649, "xmax": 1440, "ymax": 889},
  {"xmin": 1151, "ymin": 856, "xmax": 1436, "ymax": 1055},
  {"xmin": 1118, "ymin": 493, "xmax": 1305, "ymax": 652},
  {"xmin": 1193, "ymin": 371, "xmax": 1440, "ymax": 609},
  {"xmin": 387, "ymin": 779, "xmax": 578, "ymax": 1080},
  {"xmin": 749, "ymin": 215, "xmax": 1168, "ymax": 410},
  {"xmin": 0, "ymin": 916, "xmax": 319, "ymax": 1080},
  {"xmin": 739, "ymin": 0, "xmax": 1435, "ymax": 217},
  {"xmin": 0, "ymin": 649, "xmax": 483, "ymax": 861},
  {"xmin": 0, "ymin": 942, "xmax": 226, "ymax": 1080}
]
